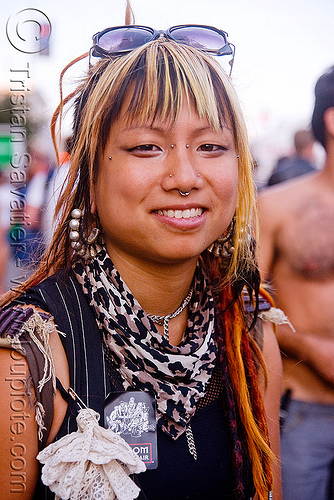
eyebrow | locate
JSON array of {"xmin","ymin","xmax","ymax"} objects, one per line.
[{"xmin": 121, "ymin": 124, "xmax": 226, "ymax": 135}]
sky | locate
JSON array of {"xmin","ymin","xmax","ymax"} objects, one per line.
[{"xmin": 1, "ymin": 0, "xmax": 334, "ymax": 179}]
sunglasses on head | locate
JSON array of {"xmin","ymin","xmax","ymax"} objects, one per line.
[{"xmin": 91, "ymin": 24, "xmax": 235, "ymax": 74}]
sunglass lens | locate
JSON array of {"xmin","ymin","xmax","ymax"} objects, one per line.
[
  {"xmin": 98, "ymin": 27, "xmax": 154, "ymax": 53},
  {"xmin": 170, "ymin": 26, "xmax": 231, "ymax": 54}
]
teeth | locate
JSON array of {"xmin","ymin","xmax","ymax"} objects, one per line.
[{"xmin": 157, "ymin": 208, "xmax": 203, "ymax": 219}]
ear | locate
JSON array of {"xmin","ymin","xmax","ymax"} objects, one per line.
[{"xmin": 324, "ymin": 107, "xmax": 334, "ymax": 137}]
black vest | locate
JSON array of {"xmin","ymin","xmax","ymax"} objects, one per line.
[{"xmin": 22, "ymin": 270, "xmax": 247, "ymax": 500}]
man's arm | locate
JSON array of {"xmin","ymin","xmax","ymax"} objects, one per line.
[{"xmin": 277, "ymin": 323, "xmax": 334, "ymax": 387}]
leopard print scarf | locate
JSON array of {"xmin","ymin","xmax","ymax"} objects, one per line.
[{"xmin": 73, "ymin": 247, "xmax": 216, "ymax": 439}]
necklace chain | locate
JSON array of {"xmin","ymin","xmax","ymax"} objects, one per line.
[
  {"xmin": 185, "ymin": 424, "xmax": 198, "ymax": 460},
  {"xmin": 148, "ymin": 286, "xmax": 194, "ymax": 341}
]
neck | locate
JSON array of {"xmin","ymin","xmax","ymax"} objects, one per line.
[
  {"xmin": 106, "ymin": 248, "xmax": 199, "ymax": 318},
  {"xmin": 318, "ymin": 148, "xmax": 334, "ymax": 186}
]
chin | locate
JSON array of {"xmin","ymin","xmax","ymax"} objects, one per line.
[{"xmin": 154, "ymin": 247, "xmax": 207, "ymax": 264}]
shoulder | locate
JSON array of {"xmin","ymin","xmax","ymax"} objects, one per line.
[
  {"xmin": 259, "ymin": 171, "xmax": 319, "ymax": 207},
  {"xmin": 258, "ymin": 173, "xmax": 319, "ymax": 230},
  {"xmin": 0, "ymin": 304, "xmax": 69, "ymax": 445},
  {"xmin": 0, "ymin": 304, "xmax": 69, "ymax": 497},
  {"xmin": 18, "ymin": 269, "xmax": 84, "ymax": 322}
]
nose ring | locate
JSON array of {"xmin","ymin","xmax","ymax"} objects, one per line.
[{"xmin": 179, "ymin": 189, "xmax": 191, "ymax": 196}]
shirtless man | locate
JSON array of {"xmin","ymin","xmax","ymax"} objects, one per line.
[{"xmin": 258, "ymin": 66, "xmax": 334, "ymax": 500}]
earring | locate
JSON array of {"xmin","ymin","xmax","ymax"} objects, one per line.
[
  {"xmin": 69, "ymin": 209, "xmax": 102, "ymax": 259},
  {"xmin": 69, "ymin": 209, "xmax": 82, "ymax": 251},
  {"xmin": 207, "ymin": 217, "xmax": 235, "ymax": 258}
]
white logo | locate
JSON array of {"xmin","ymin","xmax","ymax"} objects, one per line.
[{"xmin": 106, "ymin": 397, "xmax": 154, "ymax": 437}]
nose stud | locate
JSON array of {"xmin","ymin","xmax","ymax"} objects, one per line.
[{"xmin": 179, "ymin": 189, "xmax": 191, "ymax": 196}]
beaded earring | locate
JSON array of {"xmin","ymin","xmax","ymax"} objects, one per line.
[
  {"xmin": 207, "ymin": 217, "xmax": 235, "ymax": 258},
  {"xmin": 69, "ymin": 209, "xmax": 102, "ymax": 259}
]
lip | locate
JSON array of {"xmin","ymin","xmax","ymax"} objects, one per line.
[{"xmin": 152, "ymin": 205, "xmax": 207, "ymax": 230}]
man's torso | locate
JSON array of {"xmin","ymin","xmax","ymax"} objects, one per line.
[{"xmin": 268, "ymin": 174, "xmax": 334, "ymax": 404}]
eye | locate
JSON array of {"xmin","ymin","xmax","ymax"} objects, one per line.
[
  {"xmin": 128, "ymin": 144, "xmax": 162, "ymax": 153},
  {"xmin": 197, "ymin": 144, "xmax": 227, "ymax": 152}
]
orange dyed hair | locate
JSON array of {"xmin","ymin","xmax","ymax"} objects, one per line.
[{"xmin": 219, "ymin": 284, "xmax": 274, "ymax": 499}]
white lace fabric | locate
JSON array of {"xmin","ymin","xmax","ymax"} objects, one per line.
[
  {"xmin": 37, "ymin": 408, "xmax": 146, "ymax": 500},
  {"xmin": 259, "ymin": 307, "xmax": 296, "ymax": 332}
]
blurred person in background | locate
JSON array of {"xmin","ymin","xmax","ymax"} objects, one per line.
[
  {"xmin": 0, "ymin": 171, "xmax": 10, "ymax": 294},
  {"xmin": 42, "ymin": 137, "xmax": 72, "ymax": 246},
  {"xmin": 13, "ymin": 148, "xmax": 51, "ymax": 270},
  {"xmin": 267, "ymin": 129, "xmax": 317, "ymax": 186},
  {"xmin": 258, "ymin": 66, "xmax": 334, "ymax": 500},
  {"xmin": 0, "ymin": 212, "xmax": 9, "ymax": 295}
]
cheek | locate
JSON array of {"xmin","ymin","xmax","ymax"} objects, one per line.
[
  {"xmin": 94, "ymin": 170, "xmax": 147, "ymax": 223},
  {"xmin": 95, "ymin": 168, "xmax": 128, "ymax": 204},
  {"xmin": 96, "ymin": 159, "xmax": 153, "ymax": 199},
  {"xmin": 215, "ymin": 167, "xmax": 239, "ymax": 211}
]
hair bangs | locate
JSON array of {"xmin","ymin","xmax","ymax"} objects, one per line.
[{"xmin": 119, "ymin": 41, "xmax": 230, "ymax": 132}]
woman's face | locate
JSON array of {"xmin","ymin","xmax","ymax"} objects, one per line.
[{"xmin": 93, "ymin": 96, "xmax": 239, "ymax": 269}]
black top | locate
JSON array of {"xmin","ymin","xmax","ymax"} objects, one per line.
[
  {"xmin": 18, "ymin": 269, "xmax": 249, "ymax": 499},
  {"xmin": 267, "ymin": 156, "xmax": 316, "ymax": 186}
]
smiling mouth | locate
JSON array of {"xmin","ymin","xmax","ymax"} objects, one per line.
[{"xmin": 156, "ymin": 208, "xmax": 204, "ymax": 219}]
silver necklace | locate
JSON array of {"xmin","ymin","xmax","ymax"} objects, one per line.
[
  {"xmin": 148, "ymin": 287, "xmax": 194, "ymax": 341},
  {"xmin": 148, "ymin": 286, "xmax": 198, "ymax": 460}
]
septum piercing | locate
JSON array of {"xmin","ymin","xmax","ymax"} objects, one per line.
[{"xmin": 179, "ymin": 190, "xmax": 191, "ymax": 196}]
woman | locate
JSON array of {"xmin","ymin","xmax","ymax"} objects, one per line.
[{"xmin": 0, "ymin": 17, "xmax": 282, "ymax": 500}]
